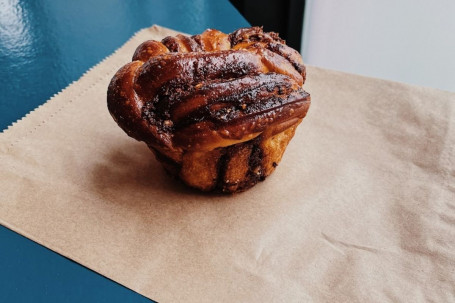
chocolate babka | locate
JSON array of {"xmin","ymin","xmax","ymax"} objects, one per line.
[{"xmin": 107, "ymin": 27, "xmax": 311, "ymax": 193}]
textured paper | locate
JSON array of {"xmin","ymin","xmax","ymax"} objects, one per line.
[{"xmin": 1, "ymin": 25, "xmax": 454, "ymax": 302}]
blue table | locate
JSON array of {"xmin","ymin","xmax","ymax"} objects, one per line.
[{"xmin": 0, "ymin": 1, "xmax": 248, "ymax": 301}]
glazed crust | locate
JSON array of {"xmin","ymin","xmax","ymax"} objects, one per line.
[{"xmin": 107, "ymin": 27, "xmax": 310, "ymax": 193}]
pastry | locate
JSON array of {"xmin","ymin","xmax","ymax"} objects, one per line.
[{"xmin": 107, "ymin": 27, "xmax": 311, "ymax": 193}]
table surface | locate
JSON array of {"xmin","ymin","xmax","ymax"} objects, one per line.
[{"xmin": 0, "ymin": 0, "xmax": 248, "ymax": 301}]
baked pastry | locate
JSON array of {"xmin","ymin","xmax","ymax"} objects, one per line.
[{"xmin": 107, "ymin": 27, "xmax": 310, "ymax": 193}]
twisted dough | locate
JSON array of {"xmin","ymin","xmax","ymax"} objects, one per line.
[{"xmin": 108, "ymin": 27, "xmax": 311, "ymax": 192}]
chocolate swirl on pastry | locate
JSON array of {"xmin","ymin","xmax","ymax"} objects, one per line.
[{"xmin": 108, "ymin": 27, "xmax": 311, "ymax": 193}]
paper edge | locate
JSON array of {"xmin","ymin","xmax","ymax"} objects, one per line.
[
  {"xmin": 0, "ymin": 25, "xmax": 176, "ymax": 302},
  {"xmin": 0, "ymin": 216, "xmax": 158, "ymax": 301},
  {"xmin": 0, "ymin": 25, "xmax": 166, "ymax": 143},
  {"xmin": 306, "ymin": 64, "xmax": 455, "ymax": 96}
]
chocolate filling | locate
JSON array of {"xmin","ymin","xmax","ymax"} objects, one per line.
[{"xmin": 212, "ymin": 136, "xmax": 265, "ymax": 193}]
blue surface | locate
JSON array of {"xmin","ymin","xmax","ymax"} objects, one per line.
[{"xmin": 0, "ymin": 0, "xmax": 248, "ymax": 301}]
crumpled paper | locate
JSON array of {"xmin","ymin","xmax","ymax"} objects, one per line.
[{"xmin": 1, "ymin": 25, "xmax": 454, "ymax": 302}]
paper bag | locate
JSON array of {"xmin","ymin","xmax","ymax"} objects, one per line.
[{"xmin": 1, "ymin": 25, "xmax": 454, "ymax": 302}]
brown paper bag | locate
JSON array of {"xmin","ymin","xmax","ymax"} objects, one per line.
[{"xmin": 1, "ymin": 25, "xmax": 454, "ymax": 302}]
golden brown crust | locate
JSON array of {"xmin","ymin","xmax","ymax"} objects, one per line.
[{"xmin": 107, "ymin": 27, "xmax": 311, "ymax": 193}]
